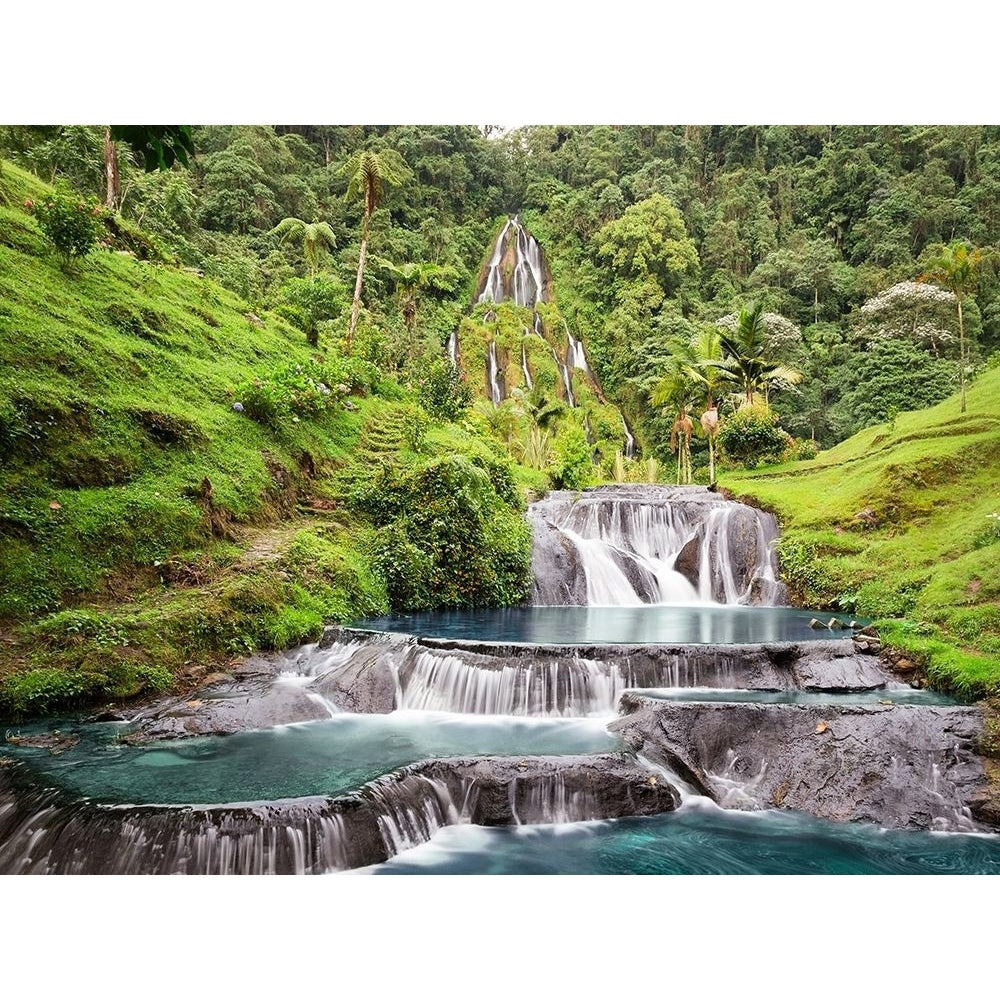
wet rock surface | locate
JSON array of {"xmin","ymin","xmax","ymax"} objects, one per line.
[
  {"xmin": 124, "ymin": 633, "xmax": 898, "ymax": 735},
  {"xmin": 0, "ymin": 753, "xmax": 677, "ymax": 874},
  {"xmin": 611, "ymin": 697, "xmax": 990, "ymax": 831}
]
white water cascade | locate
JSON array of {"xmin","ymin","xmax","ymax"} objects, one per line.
[
  {"xmin": 521, "ymin": 342, "xmax": 533, "ymax": 389},
  {"xmin": 477, "ymin": 217, "xmax": 547, "ymax": 309},
  {"xmin": 487, "ymin": 341, "xmax": 504, "ymax": 403},
  {"xmin": 529, "ymin": 485, "xmax": 787, "ymax": 607},
  {"xmin": 622, "ymin": 416, "xmax": 636, "ymax": 459}
]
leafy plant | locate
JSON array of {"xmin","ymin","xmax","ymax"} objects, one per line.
[
  {"xmin": 28, "ymin": 192, "xmax": 102, "ymax": 263},
  {"xmin": 418, "ymin": 358, "xmax": 473, "ymax": 421},
  {"xmin": 717, "ymin": 403, "xmax": 789, "ymax": 468}
]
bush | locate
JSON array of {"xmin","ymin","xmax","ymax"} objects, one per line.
[
  {"xmin": 793, "ymin": 438, "xmax": 819, "ymax": 461},
  {"xmin": 233, "ymin": 359, "xmax": 355, "ymax": 429},
  {"xmin": 28, "ymin": 193, "xmax": 103, "ymax": 262},
  {"xmin": 418, "ymin": 358, "xmax": 473, "ymax": 421},
  {"xmin": 549, "ymin": 424, "xmax": 593, "ymax": 489},
  {"xmin": 351, "ymin": 454, "xmax": 532, "ymax": 612},
  {"xmin": 717, "ymin": 403, "xmax": 788, "ymax": 468}
]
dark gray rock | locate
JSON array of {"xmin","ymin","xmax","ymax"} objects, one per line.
[
  {"xmin": 124, "ymin": 676, "xmax": 330, "ymax": 741},
  {"xmin": 0, "ymin": 753, "xmax": 677, "ymax": 874},
  {"xmin": 611, "ymin": 697, "xmax": 990, "ymax": 831},
  {"xmin": 673, "ymin": 535, "xmax": 700, "ymax": 590}
]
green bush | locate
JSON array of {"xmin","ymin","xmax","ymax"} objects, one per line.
[
  {"xmin": 0, "ymin": 667, "xmax": 99, "ymax": 716},
  {"xmin": 351, "ymin": 454, "xmax": 531, "ymax": 612},
  {"xmin": 418, "ymin": 358, "xmax": 473, "ymax": 421},
  {"xmin": 28, "ymin": 193, "xmax": 103, "ymax": 262},
  {"xmin": 233, "ymin": 359, "xmax": 352, "ymax": 429},
  {"xmin": 549, "ymin": 425, "xmax": 592, "ymax": 489},
  {"xmin": 718, "ymin": 404, "xmax": 788, "ymax": 468}
]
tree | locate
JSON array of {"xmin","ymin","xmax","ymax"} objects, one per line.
[
  {"xmin": 650, "ymin": 343, "xmax": 700, "ymax": 485},
  {"xmin": 683, "ymin": 326, "xmax": 731, "ymax": 485},
  {"xmin": 379, "ymin": 259, "xmax": 459, "ymax": 337},
  {"xmin": 269, "ymin": 217, "xmax": 337, "ymax": 279},
  {"xmin": 342, "ymin": 148, "xmax": 412, "ymax": 352},
  {"xmin": 920, "ymin": 241, "xmax": 983, "ymax": 412},
  {"xmin": 858, "ymin": 281, "xmax": 957, "ymax": 357},
  {"xmin": 713, "ymin": 302, "xmax": 802, "ymax": 407},
  {"xmin": 109, "ymin": 126, "xmax": 195, "ymax": 172}
]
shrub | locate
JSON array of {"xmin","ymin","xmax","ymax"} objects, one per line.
[
  {"xmin": 549, "ymin": 424, "xmax": 593, "ymax": 489},
  {"xmin": 418, "ymin": 358, "xmax": 473, "ymax": 421},
  {"xmin": 352, "ymin": 455, "xmax": 531, "ymax": 612},
  {"xmin": 28, "ymin": 193, "xmax": 103, "ymax": 263},
  {"xmin": 233, "ymin": 359, "xmax": 354, "ymax": 429},
  {"xmin": 717, "ymin": 403, "xmax": 788, "ymax": 468},
  {"xmin": 793, "ymin": 438, "xmax": 819, "ymax": 461}
]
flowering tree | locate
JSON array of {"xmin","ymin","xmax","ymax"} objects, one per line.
[{"xmin": 859, "ymin": 281, "xmax": 957, "ymax": 357}]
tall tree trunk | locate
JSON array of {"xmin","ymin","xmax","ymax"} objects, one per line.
[
  {"xmin": 957, "ymin": 294, "xmax": 967, "ymax": 413},
  {"xmin": 347, "ymin": 212, "xmax": 370, "ymax": 353},
  {"xmin": 104, "ymin": 127, "xmax": 120, "ymax": 213}
]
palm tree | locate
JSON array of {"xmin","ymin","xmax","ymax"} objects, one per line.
[
  {"xmin": 684, "ymin": 326, "xmax": 732, "ymax": 485},
  {"xmin": 342, "ymin": 148, "xmax": 412, "ymax": 352},
  {"xmin": 714, "ymin": 302, "xmax": 802, "ymax": 407},
  {"xmin": 651, "ymin": 346, "xmax": 700, "ymax": 485},
  {"xmin": 379, "ymin": 259, "xmax": 457, "ymax": 354},
  {"xmin": 920, "ymin": 241, "xmax": 983, "ymax": 413},
  {"xmin": 269, "ymin": 218, "xmax": 337, "ymax": 279}
]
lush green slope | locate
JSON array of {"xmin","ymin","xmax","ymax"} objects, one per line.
[
  {"xmin": 0, "ymin": 162, "xmax": 532, "ymax": 717},
  {"xmin": 724, "ymin": 364, "xmax": 1000, "ymax": 697}
]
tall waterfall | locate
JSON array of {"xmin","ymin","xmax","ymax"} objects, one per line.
[
  {"xmin": 622, "ymin": 417, "xmax": 636, "ymax": 459},
  {"xmin": 487, "ymin": 342, "xmax": 504, "ymax": 403},
  {"xmin": 476, "ymin": 217, "xmax": 548, "ymax": 308},
  {"xmin": 529, "ymin": 485, "xmax": 787, "ymax": 607}
]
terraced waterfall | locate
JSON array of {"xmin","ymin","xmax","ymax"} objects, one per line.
[{"xmin": 2, "ymin": 486, "xmax": 998, "ymax": 874}]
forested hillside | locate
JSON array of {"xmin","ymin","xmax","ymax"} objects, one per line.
[
  {"xmin": 2, "ymin": 124, "xmax": 999, "ymax": 712},
  {"xmin": 5, "ymin": 125, "xmax": 997, "ymax": 465}
]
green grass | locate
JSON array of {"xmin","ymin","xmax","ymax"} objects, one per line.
[
  {"xmin": 0, "ymin": 161, "xmax": 536, "ymax": 717},
  {"xmin": 724, "ymin": 365, "xmax": 1000, "ymax": 697}
]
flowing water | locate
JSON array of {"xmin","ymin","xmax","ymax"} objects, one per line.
[
  {"xmin": 366, "ymin": 802, "xmax": 1000, "ymax": 875},
  {"xmin": 1, "ymin": 485, "xmax": 995, "ymax": 874}
]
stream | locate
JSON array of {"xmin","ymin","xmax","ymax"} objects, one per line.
[{"xmin": 1, "ymin": 485, "xmax": 997, "ymax": 874}]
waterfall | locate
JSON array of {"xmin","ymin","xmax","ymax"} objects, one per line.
[
  {"xmin": 477, "ymin": 216, "xmax": 547, "ymax": 309},
  {"xmin": 0, "ymin": 752, "xmax": 679, "ymax": 873},
  {"xmin": 447, "ymin": 330, "xmax": 458, "ymax": 367},
  {"xmin": 529, "ymin": 485, "xmax": 786, "ymax": 607},
  {"xmin": 521, "ymin": 342, "xmax": 533, "ymax": 389},
  {"xmin": 393, "ymin": 647, "xmax": 743, "ymax": 716},
  {"xmin": 487, "ymin": 341, "xmax": 504, "ymax": 403},
  {"xmin": 551, "ymin": 345, "xmax": 575, "ymax": 407},
  {"xmin": 622, "ymin": 416, "xmax": 636, "ymax": 459},
  {"xmin": 565, "ymin": 322, "xmax": 590, "ymax": 373}
]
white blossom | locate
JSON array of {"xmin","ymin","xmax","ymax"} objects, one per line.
[{"xmin": 860, "ymin": 281, "xmax": 955, "ymax": 314}]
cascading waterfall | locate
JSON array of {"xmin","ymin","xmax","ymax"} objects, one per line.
[
  {"xmin": 521, "ymin": 342, "xmax": 533, "ymax": 389},
  {"xmin": 392, "ymin": 647, "xmax": 743, "ymax": 716},
  {"xmin": 477, "ymin": 217, "xmax": 547, "ymax": 309},
  {"xmin": 552, "ymin": 345, "xmax": 576, "ymax": 407},
  {"xmin": 622, "ymin": 416, "xmax": 636, "ymax": 459},
  {"xmin": 565, "ymin": 322, "xmax": 590, "ymax": 373},
  {"xmin": 447, "ymin": 330, "xmax": 458, "ymax": 367},
  {"xmin": 486, "ymin": 341, "xmax": 504, "ymax": 403},
  {"xmin": 529, "ymin": 485, "xmax": 786, "ymax": 607}
]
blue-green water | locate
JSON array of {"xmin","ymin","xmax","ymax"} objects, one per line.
[
  {"xmin": 2, "ymin": 713, "xmax": 618, "ymax": 806},
  {"xmin": 630, "ymin": 686, "xmax": 959, "ymax": 706},
  {"xmin": 367, "ymin": 802, "xmax": 1000, "ymax": 875},
  {"xmin": 350, "ymin": 605, "xmax": 864, "ymax": 645}
]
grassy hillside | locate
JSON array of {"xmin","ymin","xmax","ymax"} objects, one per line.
[
  {"xmin": 0, "ymin": 162, "xmax": 533, "ymax": 717},
  {"xmin": 724, "ymin": 364, "xmax": 1000, "ymax": 697}
]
